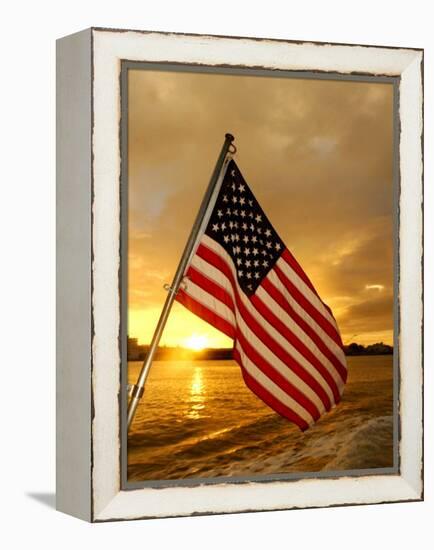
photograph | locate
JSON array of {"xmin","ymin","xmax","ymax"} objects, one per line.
[{"xmin": 124, "ymin": 66, "xmax": 397, "ymax": 484}]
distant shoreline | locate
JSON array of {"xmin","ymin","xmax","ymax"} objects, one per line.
[{"xmin": 127, "ymin": 340, "xmax": 393, "ymax": 362}]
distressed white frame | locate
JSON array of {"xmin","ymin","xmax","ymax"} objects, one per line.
[{"xmin": 57, "ymin": 28, "xmax": 423, "ymax": 522}]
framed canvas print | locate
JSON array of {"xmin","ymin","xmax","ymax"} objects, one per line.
[{"xmin": 56, "ymin": 27, "xmax": 423, "ymax": 522}]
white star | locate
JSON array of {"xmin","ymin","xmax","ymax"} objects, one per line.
[
  {"xmin": 266, "ymin": 241, "xmax": 272, "ymax": 249},
  {"xmin": 251, "ymin": 236, "xmax": 257, "ymax": 243},
  {"xmin": 234, "ymin": 234, "xmax": 240, "ymax": 241},
  {"xmin": 242, "ymin": 223, "xmax": 248, "ymax": 231},
  {"xmin": 239, "ymin": 197, "xmax": 245, "ymax": 205},
  {"xmin": 248, "ymin": 212, "xmax": 254, "ymax": 218},
  {"xmin": 223, "ymin": 235, "xmax": 230, "ymax": 243},
  {"xmin": 233, "ymin": 209, "xmax": 238, "ymax": 216},
  {"xmin": 221, "ymin": 222, "xmax": 226, "ymax": 231},
  {"xmin": 265, "ymin": 229, "xmax": 272, "ymax": 237},
  {"xmin": 232, "ymin": 196, "xmax": 238, "ymax": 204},
  {"xmin": 229, "ymin": 221, "xmax": 234, "ymax": 229},
  {"xmin": 226, "ymin": 208, "xmax": 232, "ymax": 215},
  {"xmin": 247, "ymin": 284, "xmax": 253, "ymax": 290},
  {"xmin": 231, "ymin": 169, "xmax": 236, "ymax": 177},
  {"xmin": 257, "ymin": 227, "xmax": 262, "ymax": 234},
  {"xmin": 261, "ymin": 250, "xmax": 267, "ymax": 256},
  {"xmin": 238, "ymin": 270, "xmax": 244, "ymax": 277},
  {"xmin": 246, "ymin": 272, "xmax": 252, "ymax": 279},
  {"xmin": 244, "ymin": 248, "xmax": 250, "ymax": 256},
  {"xmin": 217, "ymin": 210, "xmax": 223, "ymax": 218},
  {"xmin": 243, "ymin": 235, "xmax": 249, "ymax": 243},
  {"xmin": 252, "ymin": 248, "xmax": 258, "ymax": 255},
  {"xmin": 235, "ymin": 246, "xmax": 241, "ymax": 254},
  {"xmin": 255, "ymin": 214, "xmax": 262, "ymax": 223},
  {"xmin": 232, "ymin": 246, "xmax": 238, "ymax": 254},
  {"xmin": 248, "ymin": 200, "xmax": 253, "ymax": 207},
  {"xmin": 254, "ymin": 272, "xmax": 260, "ymax": 279},
  {"xmin": 238, "ymin": 184, "xmax": 245, "ymax": 192},
  {"xmin": 231, "ymin": 182, "xmax": 236, "ymax": 191},
  {"xmin": 275, "ymin": 243, "xmax": 281, "ymax": 251},
  {"xmin": 212, "ymin": 223, "xmax": 219, "ymax": 231},
  {"xmin": 245, "ymin": 260, "xmax": 251, "ymax": 267},
  {"xmin": 236, "ymin": 258, "xmax": 242, "ymax": 266},
  {"xmin": 263, "ymin": 260, "xmax": 269, "ymax": 267},
  {"xmin": 223, "ymin": 195, "xmax": 228, "ymax": 203},
  {"xmin": 254, "ymin": 260, "xmax": 259, "ymax": 267},
  {"xmin": 230, "ymin": 234, "xmax": 236, "ymax": 242},
  {"xmin": 250, "ymin": 224, "xmax": 255, "ymax": 231},
  {"xmin": 240, "ymin": 210, "xmax": 246, "ymax": 218}
]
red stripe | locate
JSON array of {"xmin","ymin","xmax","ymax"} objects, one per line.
[
  {"xmin": 281, "ymin": 248, "xmax": 319, "ymax": 296},
  {"xmin": 185, "ymin": 266, "xmax": 236, "ymax": 313},
  {"xmin": 233, "ymin": 349, "xmax": 310, "ymax": 431},
  {"xmin": 194, "ymin": 243, "xmax": 332, "ymax": 411},
  {"xmin": 184, "ymin": 266, "xmax": 324, "ymax": 419},
  {"xmin": 175, "ymin": 289, "xmax": 235, "ymax": 339},
  {"xmin": 273, "ymin": 262, "xmax": 344, "ymax": 348},
  {"xmin": 250, "ymin": 293, "xmax": 341, "ymax": 402},
  {"xmin": 177, "ymin": 283, "xmax": 319, "ymax": 424},
  {"xmin": 261, "ymin": 277, "xmax": 347, "ymax": 382},
  {"xmin": 235, "ymin": 331, "xmax": 321, "ymax": 421},
  {"xmin": 281, "ymin": 249, "xmax": 337, "ymax": 318}
]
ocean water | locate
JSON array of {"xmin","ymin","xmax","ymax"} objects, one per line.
[{"xmin": 127, "ymin": 356, "xmax": 394, "ymax": 481}]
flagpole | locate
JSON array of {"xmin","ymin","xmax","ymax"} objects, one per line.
[{"xmin": 127, "ymin": 133, "xmax": 236, "ymax": 428}]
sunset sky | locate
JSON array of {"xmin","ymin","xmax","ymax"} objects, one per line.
[{"xmin": 127, "ymin": 68, "xmax": 394, "ymax": 348}]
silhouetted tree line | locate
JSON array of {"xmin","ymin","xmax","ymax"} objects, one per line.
[
  {"xmin": 343, "ymin": 342, "xmax": 393, "ymax": 356},
  {"xmin": 128, "ymin": 340, "xmax": 393, "ymax": 361}
]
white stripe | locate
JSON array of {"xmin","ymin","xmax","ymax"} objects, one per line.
[
  {"xmin": 182, "ymin": 278, "xmax": 236, "ymax": 328},
  {"xmin": 189, "ymin": 245, "xmax": 333, "ymax": 409},
  {"xmin": 235, "ymin": 341, "xmax": 315, "ymax": 426},
  {"xmin": 256, "ymin": 285, "xmax": 346, "ymax": 388},
  {"xmin": 185, "ymin": 269, "xmax": 327, "ymax": 413},
  {"xmin": 197, "ymin": 237, "xmax": 344, "ymax": 395},
  {"xmin": 266, "ymin": 268, "xmax": 346, "ymax": 364},
  {"xmin": 190, "ymin": 253, "xmax": 336, "ymax": 406},
  {"xmin": 260, "ymin": 275, "xmax": 347, "ymax": 375},
  {"xmin": 277, "ymin": 255, "xmax": 339, "ymax": 330}
]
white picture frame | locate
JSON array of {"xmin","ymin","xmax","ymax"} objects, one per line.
[{"xmin": 56, "ymin": 27, "xmax": 423, "ymax": 522}]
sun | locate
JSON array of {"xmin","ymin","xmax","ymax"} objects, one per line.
[{"xmin": 183, "ymin": 334, "xmax": 208, "ymax": 351}]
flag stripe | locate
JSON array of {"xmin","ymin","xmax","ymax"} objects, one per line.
[
  {"xmin": 250, "ymin": 293, "xmax": 342, "ymax": 403},
  {"xmin": 188, "ymin": 255, "xmax": 342, "ymax": 401},
  {"xmin": 184, "ymin": 265, "xmax": 326, "ymax": 415},
  {"xmin": 192, "ymin": 241, "xmax": 346, "ymax": 385},
  {"xmin": 281, "ymin": 248, "xmax": 333, "ymax": 316},
  {"xmin": 176, "ymin": 288, "xmax": 236, "ymax": 339},
  {"xmin": 272, "ymin": 262, "xmax": 343, "ymax": 347},
  {"xmin": 235, "ymin": 331, "xmax": 321, "ymax": 421},
  {"xmin": 278, "ymin": 254, "xmax": 340, "ymax": 330},
  {"xmin": 191, "ymin": 245, "xmax": 333, "ymax": 410},
  {"xmin": 177, "ymin": 285, "xmax": 318, "ymax": 424},
  {"xmin": 233, "ymin": 347, "xmax": 311, "ymax": 431},
  {"xmin": 266, "ymin": 269, "xmax": 346, "ymax": 367},
  {"xmin": 196, "ymin": 240, "xmax": 343, "ymax": 395},
  {"xmin": 260, "ymin": 278, "xmax": 347, "ymax": 382}
]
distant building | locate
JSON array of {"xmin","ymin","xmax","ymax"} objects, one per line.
[{"xmin": 127, "ymin": 337, "xmax": 142, "ymax": 360}]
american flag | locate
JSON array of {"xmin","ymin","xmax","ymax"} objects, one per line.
[{"xmin": 176, "ymin": 159, "xmax": 347, "ymax": 430}]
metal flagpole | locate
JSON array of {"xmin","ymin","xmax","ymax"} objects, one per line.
[{"xmin": 127, "ymin": 133, "xmax": 236, "ymax": 428}]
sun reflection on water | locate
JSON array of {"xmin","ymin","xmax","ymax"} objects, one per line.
[{"xmin": 187, "ymin": 367, "xmax": 205, "ymax": 419}]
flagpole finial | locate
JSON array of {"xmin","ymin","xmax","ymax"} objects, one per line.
[{"xmin": 225, "ymin": 133, "xmax": 236, "ymax": 154}]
